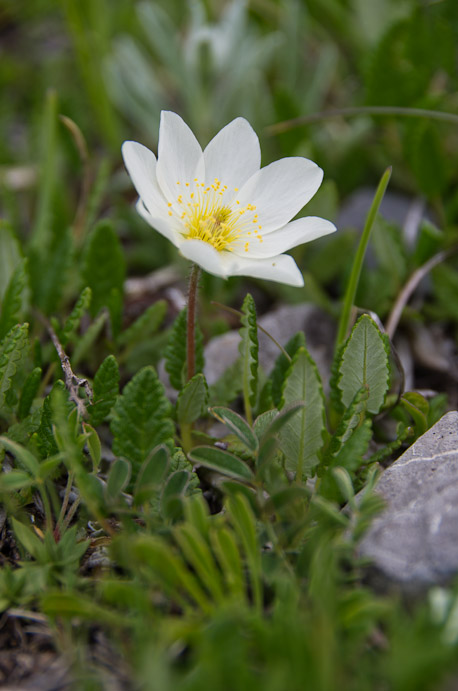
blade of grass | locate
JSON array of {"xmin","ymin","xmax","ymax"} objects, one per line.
[{"xmin": 335, "ymin": 167, "xmax": 392, "ymax": 353}]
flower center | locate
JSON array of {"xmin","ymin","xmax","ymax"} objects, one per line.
[{"xmin": 168, "ymin": 178, "xmax": 263, "ymax": 253}]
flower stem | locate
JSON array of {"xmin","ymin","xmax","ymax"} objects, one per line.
[
  {"xmin": 186, "ymin": 264, "xmax": 200, "ymax": 381},
  {"xmin": 335, "ymin": 166, "xmax": 392, "ymax": 353}
]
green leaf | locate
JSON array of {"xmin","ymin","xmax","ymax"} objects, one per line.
[
  {"xmin": 11, "ymin": 517, "xmax": 45, "ymax": 560},
  {"xmin": 105, "ymin": 458, "xmax": 131, "ymax": 502},
  {"xmin": 0, "ymin": 221, "xmax": 22, "ymax": 305},
  {"xmin": 269, "ymin": 331, "xmax": 305, "ymax": 407},
  {"xmin": 188, "ymin": 446, "xmax": 254, "ymax": 482},
  {"xmin": 228, "ymin": 494, "xmax": 262, "ymax": 611},
  {"xmin": 118, "ymin": 299, "xmax": 167, "ymax": 348},
  {"xmin": 210, "ymin": 407, "xmax": 258, "ymax": 453},
  {"xmin": 210, "ymin": 526, "xmax": 246, "ymax": 601},
  {"xmin": 0, "ymin": 470, "xmax": 33, "ymax": 491},
  {"xmin": 164, "ymin": 307, "xmax": 204, "ymax": 390},
  {"xmin": 111, "ymin": 366, "xmax": 174, "ymax": 476},
  {"xmin": 400, "ymin": 391, "xmax": 429, "ymax": 437},
  {"xmin": 326, "ymin": 387, "xmax": 369, "ymax": 461},
  {"xmin": 36, "ymin": 381, "xmax": 73, "ymax": 460},
  {"xmin": 371, "ymin": 218, "xmax": 407, "ymax": 285},
  {"xmin": 88, "ymin": 354, "xmax": 120, "ymax": 426},
  {"xmin": 279, "ymin": 347, "xmax": 326, "ymax": 479},
  {"xmin": 61, "ymin": 287, "xmax": 92, "ymax": 347},
  {"xmin": 82, "ymin": 423, "xmax": 102, "ymax": 471},
  {"xmin": 17, "ymin": 367, "xmax": 42, "ymax": 420},
  {"xmin": 0, "ymin": 436, "xmax": 40, "ymax": 477},
  {"xmin": 210, "ymin": 406, "xmax": 259, "ymax": 453},
  {"xmin": 161, "ymin": 470, "xmax": 189, "ymax": 520},
  {"xmin": 0, "ymin": 323, "xmax": 29, "ymax": 410},
  {"xmin": 30, "ymin": 227, "xmax": 73, "ymax": 314},
  {"xmin": 0, "ymin": 259, "xmax": 28, "ymax": 340},
  {"xmin": 406, "ymin": 120, "xmax": 447, "ymax": 197},
  {"xmin": 133, "ymin": 445, "xmax": 170, "ymax": 506},
  {"xmin": 338, "ymin": 315, "xmax": 390, "ymax": 415},
  {"xmin": 174, "ymin": 523, "xmax": 224, "ymax": 603},
  {"xmin": 177, "ymin": 373, "xmax": 209, "ymax": 425},
  {"xmin": 83, "ymin": 220, "xmax": 125, "ymax": 324},
  {"xmin": 238, "ymin": 294, "xmax": 258, "ymax": 419}
]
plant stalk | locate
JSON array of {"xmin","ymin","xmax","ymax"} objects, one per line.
[
  {"xmin": 335, "ymin": 167, "xmax": 392, "ymax": 353},
  {"xmin": 186, "ymin": 264, "xmax": 200, "ymax": 381}
]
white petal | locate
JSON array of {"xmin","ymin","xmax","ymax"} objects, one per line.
[
  {"xmin": 122, "ymin": 141, "xmax": 169, "ymax": 216},
  {"xmin": 156, "ymin": 111, "xmax": 204, "ymax": 200},
  {"xmin": 178, "ymin": 239, "xmax": 304, "ymax": 286},
  {"xmin": 178, "ymin": 239, "xmax": 228, "ymax": 278},
  {"xmin": 235, "ymin": 157, "xmax": 323, "ymax": 233},
  {"xmin": 136, "ymin": 199, "xmax": 180, "ymax": 247},
  {"xmin": 221, "ymin": 252, "xmax": 304, "ymax": 286},
  {"xmin": 203, "ymin": 117, "xmax": 261, "ymax": 194},
  {"xmin": 232, "ymin": 216, "xmax": 336, "ymax": 258}
]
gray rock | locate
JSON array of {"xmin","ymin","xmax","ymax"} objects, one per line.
[{"xmin": 359, "ymin": 411, "xmax": 458, "ymax": 588}]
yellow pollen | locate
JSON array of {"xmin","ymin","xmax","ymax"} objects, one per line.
[{"xmin": 174, "ymin": 178, "xmax": 259, "ymax": 252}]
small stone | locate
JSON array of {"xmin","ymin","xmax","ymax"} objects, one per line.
[{"xmin": 358, "ymin": 411, "xmax": 458, "ymax": 588}]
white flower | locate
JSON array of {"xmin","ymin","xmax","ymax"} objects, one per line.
[{"xmin": 122, "ymin": 111, "xmax": 336, "ymax": 287}]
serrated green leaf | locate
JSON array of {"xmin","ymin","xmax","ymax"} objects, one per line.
[
  {"xmin": 36, "ymin": 381, "xmax": 72, "ymax": 460},
  {"xmin": 338, "ymin": 315, "xmax": 390, "ymax": 415},
  {"xmin": 239, "ymin": 294, "xmax": 258, "ymax": 420},
  {"xmin": 269, "ymin": 331, "xmax": 305, "ymax": 407},
  {"xmin": 118, "ymin": 300, "xmax": 167, "ymax": 349},
  {"xmin": 105, "ymin": 458, "xmax": 131, "ymax": 502},
  {"xmin": 189, "ymin": 446, "xmax": 254, "ymax": 482},
  {"xmin": 0, "ymin": 323, "xmax": 29, "ymax": 411},
  {"xmin": 327, "ymin": 387, "xmax": 369, "ymax": 461},
  {"xmin": 177, "ymin": 373, "xmax": 208, "ymax": 425},
  {"xmin": 279, "ymin": 347, "xmax": 325, "ymax": 479},
  {"xmin": 164, "ymin": 307, "xmax": 204, "ymax": 390},
  {"xmin": 111, "ymin": 366, "xmax": 174, "ymax": 476},
  {"xmin": 61, "ymin": 287, "xmax": 92, "ymax": 347},
  {"xmin": 0, "ymin": 258, "xmax": 28, "ymax": 340},
  {"xmin": 88, "ymin": 354, "xmax": 120, "ymax": 426},
  {"xmin": 83, "ymin": 221, "xmax": 125, "ymax": 319},
  {"xmin": 210, "ymin": 407, "xmax": 258, "ymax": 453},
  {"xmin": 17, "ymin": 367, "xmax": 42, "ymax": 420}
]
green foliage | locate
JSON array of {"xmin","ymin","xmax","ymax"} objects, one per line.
[
  {"xmin": 269, "ymin": 331, "xmax": 305, "ymax": 408},
  {"xmin": 0, "ymin": 259, "xmax": 28, "ymax": 340},
  {"xmin": 61, "ymin": 286, "xmax": 92, "ymax": 347},
  {"xmin": 338, "ymin": 315, "xmax": 390, "ymax": 415},
  {"xmin": 111, "ymin": 366, "xmax": 174, "ymax": 476},
  {"xmin": 164, "ymin": 307, "xmax": 204, "ymax": 390},
  {"xmin": 238, "ymin": 293, "xmax": 258, "ymax": 421},
  {"xmin": 83, "ymin": 220, "xmax": 125, "ymax": 333},
  {"xmin": 0, "ymin": 323, "xmax": 29, "ymax": 412},
  {"xmin": 176, "ymin": 373, "xmax": 209, "ymax": 426},
  {"xmin": 279, "ymin": 347, "xmax": 326, "ymax": 479},
  {"xmin": 88, "ymin": 354, "xmax": 120, "ymax": 426},
  {"xmin": 17, "ymin": 367, "xmax": 42, "ymax": 420}
]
